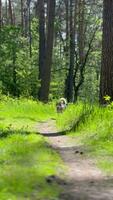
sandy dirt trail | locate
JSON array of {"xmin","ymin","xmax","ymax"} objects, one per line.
[{"xmin": 37, "ymin": 120, "xmax": 113, "ymax": 200}]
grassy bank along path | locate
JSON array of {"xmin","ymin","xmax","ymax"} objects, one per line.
[
  {"xmin": 1, "ymin": 97, "xmax": 113, "ymax": 199},
  {"xmin": 0, "ymin": 98, "xmax": 64, "ymax": 200},
  {"xmin": 38, "ymin": 119, "xmax": 113, "ymax": 200}
]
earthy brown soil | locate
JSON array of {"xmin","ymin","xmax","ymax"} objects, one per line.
[{"xmin": 37, "ymin": 120, "xmax": 113, "ymax": 200}]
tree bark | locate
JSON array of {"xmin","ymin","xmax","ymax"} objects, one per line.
[
  {"xmin": 24, "ymin": 1, "xmax": 29, "ymax": 36},
  {"xmin": 35, "ymin": 0, "xmax": 39, "ymax": 18},
  {"xmin": 21, "ymin": 0, "xmax": 24, "ymax": 33},
  {"xmin": 8, "ymin": 0, "xmax": 13, "ymax": 25},
  {"xmin": 100, "ymin": 0, "xmax": 113, "ymax": 104},
  {"xmin": 64, "ymin": 0, "xmax": 69, "ymax": 99},
  {"xmin": 5, "ymin": 0, "xmax": 8, "ymax": 25},
  {"xmin": 38, "ymin": 0, "xmax": 46, "ymax": 100},
  {"xmin": 78, "ymin": 0, "xmax": 85, "ymax": 65},
  {"xmin": 73, "ymin": 0, "xmax": 85, "ymax": 102},
  {"xmin": 0, "ymin": 0, "xmax": 2, "ymax": 29},
  {"xmin": 28, "ymin": 0, "xmax": 32, "ymax": 57},
  {"xmin": 38, "ymin": 0, "xmax": 56, "ymax": 102},
  {"xmin": 12, "ymin": 49, "xmax": 17, "ymax": 96},
  {"xmin": 65, "ymin": 0, "xmax": 77, "ymax": 102}
]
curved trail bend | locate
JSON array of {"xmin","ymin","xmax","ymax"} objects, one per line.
[{"xmin": 37, "ymin": 120, "xmax": 113, "ymax": 200}]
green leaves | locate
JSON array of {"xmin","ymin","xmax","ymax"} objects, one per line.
[
  {"xmin": 0, "ymin": 21, "xmax": 39, "ymax": 98},
  {"xmin": 104, "ymin": 95, "xmax": 111, "ymax": 102}
]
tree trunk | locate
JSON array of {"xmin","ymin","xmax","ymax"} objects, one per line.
[
  {"xmin": 5, "ymin": 0, "xmax": 8, "ymax": 25},
  {"xmin": 35, "ymin": 0, "xmax": 39, "ymax": 18},
  {"xmin": 24, "ymin": 1, "xmax": 29, "ymax": 36},
  {"xmin": 73, "ymin": 0, "xmax": 85, "ymax": 102},
  {"xmin": 78, "ymin": 0, "xmax": 85, "ymax": 66},
  {"xmin": 12, "ymin": 49, "xmax": 17, "ymax": 96},
  {"xmin": 100, "ymin": 0, "xmax": 113, "ymax": 104},
  {"xmin": 21, "ymin": 0, "xmax": 24, "ymax": 33},
  {"xmin": 64, "ymin": 0, "xmax": 69, "ymax": 99},
  {"xmin": 8, "ymin": 0, "xmax": 13, "ymax": 25},
  {"xmin": 13, "ymin": 6, "xmax": 15, "ymax": 25},
  {"xmin": 38, "ymin": 0, "xmax": 56, "ymax": 102},
  {"xmin": 38, "ymin": 0, "xmax": 46, "ymax": 100},
  {"xmin": 65, "ymin": 0, "xmax": 77, "ymax": 102},
  {"xmin": 28, "ymin": 0, "xmax": 32, "ymax": 57},
  {"xmin": 0, "ymin": 0, "xmax": 2, "ymax": 29}
]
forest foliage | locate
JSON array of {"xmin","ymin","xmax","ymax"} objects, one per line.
[{"xmin": 0, "ymin": 0, "xmax": 103, "ymax": 102}]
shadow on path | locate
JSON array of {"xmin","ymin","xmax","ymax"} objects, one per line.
[
  {"xmin": 37, "ymin": 120, "xmax": 113, "ymax": 200},
  {"xmin": 38, "ymin": 130, "xmax": 67, "ymax": 137}
]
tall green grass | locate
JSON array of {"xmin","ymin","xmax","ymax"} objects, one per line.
[
  {"xmin": 56, "ymin": 102, "xmax": 84, "ymax": 131},
  {"xmin": 0, "ymin": 97, "xmax": 56, "ymax": 133},
  {"xmin": 0, "ymin": 134, "xmax": 63, "ymax": 200},
  {"xmin": 57, "ymin": 102, "xmax": 113, "ymax": 174},
  {"xmin": 0, "ymin": 97, "xmax": 63, "ymax": 199}
]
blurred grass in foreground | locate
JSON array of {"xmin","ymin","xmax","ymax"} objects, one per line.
[{"xmin": 0, "ymin": 96, "xmax": 63, "ymax": 199}]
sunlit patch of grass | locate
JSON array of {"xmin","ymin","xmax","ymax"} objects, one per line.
[
  {"xmin": 98, "ymin": 159, "xmax": 113, "ymax": 175},
  {"xmin": 0, "ymin": 134, "xmax": 64, "ymax": 199},
  {"xmin": 0, "ymin": 97, "xmax": 64, "ymax": 199},
  {"xmin": 0, "ymin": 97, "xmax": 57, "ymax": 132},
  {"xmin": 79, "ymin": 106, "xmax": 113, "ymax": 173},
  {"xmin": 56, "ymin": 102, "xmax": 84, "ymax": 131},
  {"xmin": 0, "ymin": 97, "xmax": 56, "ymax": 120},
  {"xmin": 57, "ymin": 101, "xmax": 113, "ymax": 173}
]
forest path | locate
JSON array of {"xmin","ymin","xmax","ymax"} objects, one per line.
[{"xmin": 37, "ymin": 119, "xmax": 113, "ymax": 200}]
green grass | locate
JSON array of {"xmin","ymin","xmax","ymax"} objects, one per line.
[
  {"xmin": 57, "ymin": 102, "xmax": 113, "ymax": 174},
  {"xmin": 0, "ymin": 97, "xmax": 56, "ymax": 133},
  {"xmin": 0, "ymin": 134, "xmax": 63, "ymax": 200},
  {"xmin": 2, "ymin": 96, "xmax": 113, "ymax": 198},
  {"xmin": 0, "ymin": 97, "xmax": 64, "ymax": 199},
  {"xmin": 56, "ymin": 102, "xmax": 84, "ymax": 131}
]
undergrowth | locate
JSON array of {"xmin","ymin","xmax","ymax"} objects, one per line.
[{"xmin": 57, "ymin": 101, "xmax": 113, "ymax": 174}]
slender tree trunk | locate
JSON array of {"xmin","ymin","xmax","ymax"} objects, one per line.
[
  {"xmin": 78, "ymin": 0, "xmax": 85, "ymax": 65},
  {"xmin": 65, "ymin": 0, "xmax": 77, "ymax": 102},
  {"xmin": 0, "ymin": 0, "xmax": 2, "ymax": 29},
  {"xmin": 24, "ymin": 1, "xmax": 29, "ymax": 36},
  {"xmin": 28, "ymin": 0, "xmax": 32, "ymax": 57},
  {"xmin": 35, "ymin": 0, "xmax": 39, "ymax": 17},
  {"xmin": 5, "ymin": 0, "xmax": 8, "ymax": 25},
  {"xmin": 8, "ymin": 0, "xmax": 13, "ymax": 25},
  {"xmin": 21, "ymin": 0, "xmax": 24, "ymax": 33},
  {"xmin": 38, "ymin": 0, "xmax": 46, "ymax": 99},
  {"xmin": 13, "ymin": 6, "xmax": 15, "ymax": 25},
  {"xmin": 12, "ymin": 49, "xmax": 17, "ymax": 96},
  {"xmin": 100, "ymin": 0, "xmax": 113, "ymax": 104},
  {"xmin": 68, "ymin": 0, "xmax": 75, "ymax": 102},
  {"xmin": 73, "ymin": 0, "xmax": 85, "ymax": 101},
  {"xmin": 64, "ymin": 0, "xmax": 69, "ymax": 98},
  {"xmin": 38, "ymin": 0, "xmax": 56, "ymax": 102}
]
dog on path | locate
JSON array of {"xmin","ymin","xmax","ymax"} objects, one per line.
[{"xmin": 56, "ymin": 98, "xmax": 67, "ymax": 113}]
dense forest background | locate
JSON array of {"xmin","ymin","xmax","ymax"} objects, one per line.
[{"xmin": 0, "ymin": 0, "xmax": 111, "ymax": 104}]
